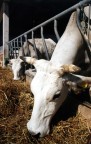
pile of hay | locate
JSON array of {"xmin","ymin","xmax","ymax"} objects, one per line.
[{"xmin": 0, "ymin": 66, "xmax": 91, "ymax": 144}]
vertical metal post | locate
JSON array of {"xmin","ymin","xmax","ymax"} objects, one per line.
[
  {"xmin": 9, "ymin": 42, "xmax": 11, "ymax": 58},
  {"xmin": 24, "ymin": 34, "xmax": 27, "ymax": 42},
  {"xmin": 88, "ymin": 4, "xmax": 91, "ymax": 48},
  {"xmin": 13, "ymin": 40, "xmax": 16, "ymax": 58},
  {"xmin": 41, "ymin": 26, "xmax": 49, "ymax": 60},
  {"xmin": 3, "ymin": 2, "xmax": 9, "ymax": 67},
  {"xmin": 32, "ymin": 31, "xmax": 38, "ymax": 59},
  {"xmin": 54, "ymin": 19, "xmax": 60, "ymax": 41},
  {"xmin": 16, "ymin": 38, "xmax": 19, "ymax": 57},
  {"xmin": 8, "ymin": 43, "xmax": 10, "ymax": 58},
  {"xmin": 20, "ymin": 37, "xmax": 23, "ymax": 47},
  {"xmin": 10, "ymin": 42, "xmax": 13, "ymax": 59}
]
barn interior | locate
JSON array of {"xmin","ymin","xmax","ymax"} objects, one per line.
[{"xmin": 0, "ymin": 0, "xmax": 91, "ymax": 143}]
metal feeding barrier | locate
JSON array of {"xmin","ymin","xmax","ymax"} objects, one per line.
[{"xmin": 6, "ymin": 0, "xmax": 91, "ymax": 60}]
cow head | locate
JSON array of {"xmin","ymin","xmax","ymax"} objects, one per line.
[
  {"xmin": 9, "ymin": 58, "xmax": 30, "ymax": 80},
  {"xmin": 20, "ymin": 56, "xmax": 81, "ymax": 137}
]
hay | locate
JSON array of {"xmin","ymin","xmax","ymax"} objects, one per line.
[{"xmin": 0, "ymin": 66, "xmax": 91, "ymax": 144}]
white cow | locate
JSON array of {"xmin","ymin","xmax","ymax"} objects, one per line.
[
  {"xmin": 19, "ymin": 38, "xmax": 56, "ymax": 59},
  {"xmin": 20, "ymin": 8, "xmax": 91, "ymax": 137},
  {"xmin": 9, "ymin": 38, "xmax": 56, "ymax": 80}
]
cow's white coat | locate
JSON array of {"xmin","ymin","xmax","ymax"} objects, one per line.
[{"xmin": 26, "ymin": 11, "xmax": 88, "ymax": 137}]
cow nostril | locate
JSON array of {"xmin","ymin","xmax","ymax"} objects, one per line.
[
  {"xmin": 29, "ymin": 131, "xmax": 40, "ymax": 138},
  {"xmin": 34, "ymin": 132, "xmax": 40, "ymax": 138}
]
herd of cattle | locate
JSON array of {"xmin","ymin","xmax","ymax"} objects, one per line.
[{"xmin": 7, "ymin": 6, "xmax": 91, "ymax": 137}]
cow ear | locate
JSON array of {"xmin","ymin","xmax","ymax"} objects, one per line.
[
  {"xmin": 62, "ymin": 73, "xmax": 90, "ymax": 93},
  {"xmin": 20, "ymin": 56, "xmax": 37, "ymax": 65},
  {"xmin": 62, "ymin": 73, "xmax": 82, "ymax": 94},
  {"xmin": 6, "ymin": 59, "xmax": 15, "ymax": 67},
  {"xmin": 59, "ymin": 64, "xmax": 81, "ymax": 75}
]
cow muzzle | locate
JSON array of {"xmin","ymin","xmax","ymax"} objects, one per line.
[
  {"xmin": 27, "ymin": 121, "xmax": 50, "ymax": 137},
  {"xmin": 28, "ymin": 130, "xmax": 41, "ymax": 138},
  {"xmin": 13, "ymin": 77, "xmax": 20, "ymax": 80}
]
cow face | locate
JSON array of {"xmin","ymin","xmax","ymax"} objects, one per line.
[
  {"xmin": 9, "ymin": 58, "xmax": 30, "ymax": 80},
  {"xmin": 28, "ymin": 66, "xmax": 69, "ymax": 137},
  {"xmin": 20, "ymin": 56, "xmax": 80, "ymax": 137}
]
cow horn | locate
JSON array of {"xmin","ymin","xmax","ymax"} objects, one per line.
[
  {"xmin": 20, "ymin": 56, "xmax": 37, "ymax": 65},
  {"xmin": 59, "ymin": 64, "xmax": 81, "ymax": 75}
]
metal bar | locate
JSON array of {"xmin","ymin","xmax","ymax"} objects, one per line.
[
  {"xmin": 87, "ymin": 4, "xmax": 91, "ymax": 47},
  {"xmin": 10, "ymin": 42, "xmax": 13, "ymax": 59},
  {"xmin": 24, "ymin": 35, "xmax": 30, "ymax": 56},
  {"xmin": 20, "ymin": 37, "xmax": 23, "ymax": 47},
  {"xmin": 7, "ymin": 0, "xmax": 91, "ymax": 43},
  {"xmin": 24, "ymin": 34, "xmax": 27, "ymax": 42},
  {"xmin": 76, "ymin": 7, "xmax": 91, "ymax": 61},
  {"xmin": 54, "ymin": 19, "xmax": 60, "ymax": 41},
  {"xmin": 17, "ymin": 39, "xmax": 18, "ymax": 48},
  {"xmin": 8, "ymin": 43, "xmax": 11, "ymax": 58},
  {"xmin": 41, "ymin": 26, "xmax": 49, "ymax": 60},
  {"xmin": 32, "ymin": 31, "xmax": 38, "ymax": 59},
  {"xmin": 16, "ymin": 39, "xmax": 19, "ymax": 57},
  {"xmin": 82, "ymin": 101, "xmax": 91, "ymax": 109},
  {"xmin": 13, "ymin": 40, "xmax": 16, "ymax": 58}
]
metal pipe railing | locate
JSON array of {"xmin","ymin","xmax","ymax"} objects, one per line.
[
  {"xmin": 4, "ymin": 0, "xmax": 90, "ymax": 60},
  {"xmin": 7, "ymin": 0, "xmax": 90, "ymax": 43}
]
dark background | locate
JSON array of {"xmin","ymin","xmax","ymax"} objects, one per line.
[{"xmin": 0, "ymin": 0, "xmax": 81, "ymax": 45}]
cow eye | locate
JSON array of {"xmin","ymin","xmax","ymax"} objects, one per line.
[{"xmin": 53, "ymin": 91, "xmax": 60, "ymax": 100}]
